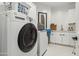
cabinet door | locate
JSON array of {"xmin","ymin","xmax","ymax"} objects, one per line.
[
  {"xmin": 59, "ymin": 33, "xmax": 66, "ymax": 44},
  {"xmin": 50, "ymin": 33, "xmax": 61, "ymax": 43},
  {"xmin": 61, "ymin": 33, "xmax": 75, "ymax": 46},
  {"xmin": 57, "ymin": 33, "xmax": 62, "ymax": 43},
  {"xmin": 69, "ymin": 33, "xmax": 75, "ymax": 46},
  {"xmin": 62, "ymin": 33, "xmax": 70, "ymax": 45},
  {"xmin": 50, "ymin": 33, "xmax": 57, "ymax": 43},
  {"xmin": 50, "ymin": 32, "xmax": 60, "ymax": 43}
]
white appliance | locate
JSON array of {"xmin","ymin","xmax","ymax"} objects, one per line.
[
  {"xmin": 0, "ymin": 10, "xmax": 37, "ymax": 56},
  {"xmin": 37, "ymin": 31, "xmax": 48, "ymax": 56}
]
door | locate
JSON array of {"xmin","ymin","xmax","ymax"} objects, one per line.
[{"xmin": 18, "ymin": 23, "xmax": 37, "ymax": 52}]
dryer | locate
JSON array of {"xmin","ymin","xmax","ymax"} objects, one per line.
[
  {"xmin": 0, "ymin": 10, "xmax": 37, "ymax": 56},
  {"xmin": 37, "ymin": 31, "xmax": 48, "ymax": 56}
]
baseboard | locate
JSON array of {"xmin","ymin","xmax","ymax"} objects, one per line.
[{"xmin": 49, "ymin": 42, "xmax": 74, "ymax": 48}]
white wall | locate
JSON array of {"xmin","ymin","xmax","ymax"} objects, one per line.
[
  {"xmin": 51, "ymin": 8, "xmax": 76, "ymax": 31},
  {"xmin": 35, "ymin": 4, "xmax": 52, "ymax": 29},
  {"xmin": 75, "ymin": 2, "xmax": 79, "ymax": 55},
  {"xmin": 35, "ymin": 3, "xmax": 76, "ymax": 30},
  {"xmin": 75, "ymin": 2, "xmax": 79, "ymax": 32},
  {"xmin": 51, "ymin": 10, "xmax": 68, "ymax": 31},
  {"xmin": 75, "ymin": 2, "xmax": 79, "ymax": 46}
]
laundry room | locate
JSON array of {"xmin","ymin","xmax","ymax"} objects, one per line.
[
  {"xmin": 34, "ymin": 2, "xmax": 79, "ymax": 56},
  {"xmin": 0, "ymin": 1, "xmax": 79, "ymax": 56}
]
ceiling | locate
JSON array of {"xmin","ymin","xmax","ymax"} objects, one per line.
[{"xmin": 34, "ymin": 2, "xmax": 75, "ymax": 9}]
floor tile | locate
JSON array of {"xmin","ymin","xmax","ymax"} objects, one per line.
[{"xmin": 44, "ymin": 44, "xmax": 76, "ymax": 56}]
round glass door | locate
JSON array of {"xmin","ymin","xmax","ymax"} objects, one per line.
[{"xmin": 18, "ymin": 23, "xmax": 37, "ymax": 52}]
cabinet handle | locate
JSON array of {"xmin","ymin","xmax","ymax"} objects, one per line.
[{"xmin": 60, "ymin": 34, "xmax": 65, "ymax": 36}]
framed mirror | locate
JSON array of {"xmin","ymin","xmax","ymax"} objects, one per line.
[{"xmin": 38, "ymin": 12, "xmax": 47, "ymax": 30}]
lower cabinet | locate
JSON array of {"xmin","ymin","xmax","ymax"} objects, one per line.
[
  {"xmin": 50, "ymin": 32, "xmax": 62, "ymax": 44},
  {"xmin": 61, "ymin": 33, "xmax": 70, "ymax": 45},
  {"xmin": 50, "ymin": 32, "xmax": 60, "ymax": 43},
  {"xmin": 50, "ymin": 32, "xmax": 76, "ymax": 46}
]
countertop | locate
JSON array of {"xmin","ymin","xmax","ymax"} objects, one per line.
[{"xmin": 51, "ymin": 31, "xmax": 76, "ymax": 33}]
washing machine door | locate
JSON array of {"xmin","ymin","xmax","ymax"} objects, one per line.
[{"xmin": 18, "ymin": 23, "xmax": 37, "ymax": 52}]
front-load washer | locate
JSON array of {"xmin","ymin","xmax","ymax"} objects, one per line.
[{"xmin": 0, "ymin": 10, "xmax": 37, "ymax": 56}]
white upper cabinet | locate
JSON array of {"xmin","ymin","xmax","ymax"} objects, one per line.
[{"xmin": 68, "ymin": 9, "xmax": 76, "ymax": 23}]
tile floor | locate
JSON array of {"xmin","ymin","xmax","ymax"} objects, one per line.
[{"xmin": 44, "ymin": 44, "xmax": 76, "ymax": 56}]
